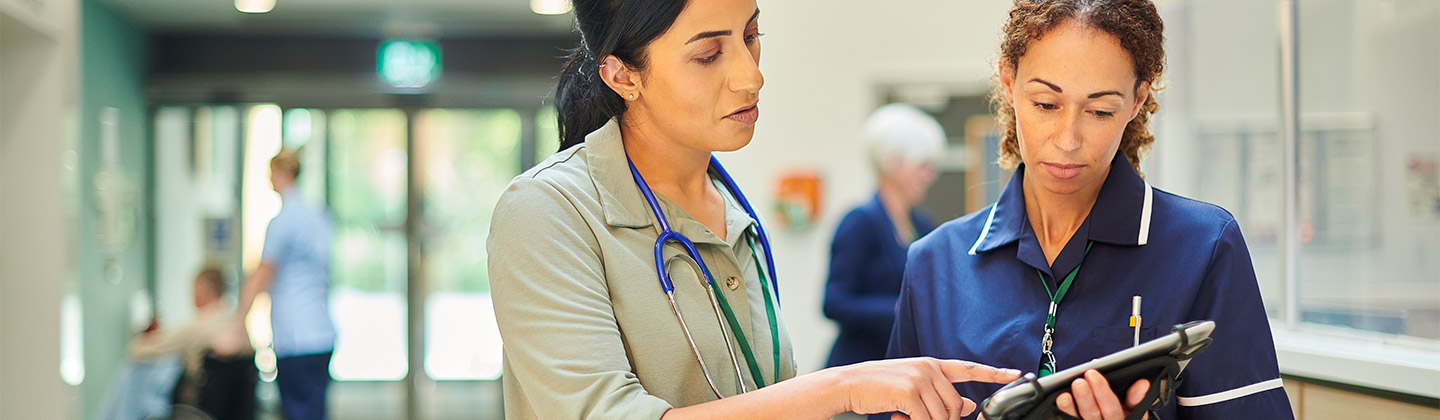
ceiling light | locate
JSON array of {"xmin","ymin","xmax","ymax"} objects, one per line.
[
  {"xmin": 236, "ymin": 0, "xmax": 276, "ymax": 14},
  {"xmin": 531, "ymin": 0, "xmax": 572, "ymax": 15}
]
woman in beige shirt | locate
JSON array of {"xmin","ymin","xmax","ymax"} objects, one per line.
[{"xmin": 486, "ymin": 1, "xmax": 1019, "ymax": 420}]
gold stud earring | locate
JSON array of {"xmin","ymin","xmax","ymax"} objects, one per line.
[{"xmin": 628, "ymin": 93, "xmax": 635, "ymax": 100}]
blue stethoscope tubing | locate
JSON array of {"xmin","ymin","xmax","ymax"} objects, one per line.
[{"xmin": 627, "ymin": 155, "xmax": 781, "ymax": 398}]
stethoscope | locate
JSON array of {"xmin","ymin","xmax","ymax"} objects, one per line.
[{"xmin": 627, "ymin": 155, "xmax": 781, "ymax": 399}]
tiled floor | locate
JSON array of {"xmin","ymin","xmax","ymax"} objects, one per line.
[{"xmin": 255, "ymin": 380, "xmax": 505, "ymax": 420}]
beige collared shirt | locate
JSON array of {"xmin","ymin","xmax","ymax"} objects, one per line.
[
  {"xmin": 128, "ymin": 303, "xmax": 249, "ymax": 375},
  {"xmin": 488, "ymin": 119, "xmax": 796, "ymax": 420}
]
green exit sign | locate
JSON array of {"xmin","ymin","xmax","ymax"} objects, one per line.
[{"xmin": 379, "ymin": 40, "xmax": 442, "ymax": 89}]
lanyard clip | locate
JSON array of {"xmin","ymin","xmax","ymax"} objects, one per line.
[{"xmin": 1039, "ymin": 349, "xmax": 1058, "ymax": 377}]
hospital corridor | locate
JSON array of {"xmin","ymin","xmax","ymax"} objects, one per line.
[{"xmin": 1, "ymin": 0, "xmax": 1437, "ymax": 419}]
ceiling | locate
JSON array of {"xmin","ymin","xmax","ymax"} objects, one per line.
[{"xmin": 102, "ymin": 0, "xmax": 576, "ymax": 37}]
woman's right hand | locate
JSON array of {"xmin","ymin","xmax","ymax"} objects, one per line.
[{"xmin": 834, "ymin": 357, "xmax": 1021, "ymax": 420}]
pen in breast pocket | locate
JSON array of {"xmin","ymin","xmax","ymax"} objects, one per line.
[{"xmin": 1130, "ymin": 295, "xmax": 1142, "ymax": 346}]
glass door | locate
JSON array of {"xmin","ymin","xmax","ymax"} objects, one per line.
[
  {"xmin": 326, "ymin": 109, "xmax": 412, "ymax": 384},
  {"xmin": 414, "ymin": 109, "xmax": 522, "ymax": 382},
  {"xmin": 214, "ymin": 104, "xmax": 538, "ymax": 419}
]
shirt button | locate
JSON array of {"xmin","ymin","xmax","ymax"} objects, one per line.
[{"xmin": 725, "ymin": 276, "xmax": 741, "ymax": 291}]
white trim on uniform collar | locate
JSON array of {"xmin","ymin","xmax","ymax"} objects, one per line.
[
  {"xmin": 1138, "ymin": 182, "xmax": 1154, "ymax": 246},
  {"xmin": 1176, "ymin": 378, "xmax": 1284, "ymax": 407},
  {"xmin": 968, "ymin": 203, "xmax": 999, "ymax": 255},
  {"xmin": 971, "ymin": 180, "xmax": 1152, "ymax": 253}
]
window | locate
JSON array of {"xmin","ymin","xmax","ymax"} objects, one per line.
[
  {"xmin": 1151, "ymin": 0, "xmax": 1287, "ymax": 316},
  {"xmin": 1154, "ymin": 0, "xmax": 1440, "ymax": 397},
  {"xmin": 1293, "ymin": 0, "xmax": 1440, "ymax": 341}
]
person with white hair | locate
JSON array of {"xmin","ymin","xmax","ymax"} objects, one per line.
[{"xmin": 822, "ymin": 103, "xmax": 946, "ymax": 369}]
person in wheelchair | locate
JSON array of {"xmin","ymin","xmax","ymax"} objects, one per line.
[{"xmin": 129, "ymin": 268, "xmax": 255, "ymax": 420}]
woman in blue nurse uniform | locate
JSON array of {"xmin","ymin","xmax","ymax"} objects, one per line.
[{"xmin": 882, "ymin": 0, "xmax": 1294, "ymax": 419}]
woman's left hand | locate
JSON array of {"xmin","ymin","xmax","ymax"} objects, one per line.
[{"xmin": 1055, "ymin": 370, "xmax": 1150, "ymax": 420}]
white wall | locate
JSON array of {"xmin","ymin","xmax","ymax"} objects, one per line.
[
  {"xmin": 155, "ymin": 105, "xmax": 245, "ymax": 340},
  {"xmin": 728, "ymin": 0, "xmax": 1012, "ymax": 372},
  {"xmin": 154, "ymin": 107, "xmax": 204, "ymax": 323},
  {"xmin": 0, "ymin": 0, "xmax": 80, "ymax": 417}
]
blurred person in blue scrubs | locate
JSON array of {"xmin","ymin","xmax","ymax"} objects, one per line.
[
  {"xmin": 823, "ymin": 103, "xmax": 943, "ymax": 369},
  {"xmin": 238, "ymin": 149, "xmax": 336, "ymax": 420},
  {"xmin": 880, "ymin": 0, "xmax": 1293, "ymax": 419}
]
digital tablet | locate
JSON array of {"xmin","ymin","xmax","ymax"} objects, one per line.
[{"xmin": 979, "ymin": 320, "xmax": 1216, "ymax": 420}]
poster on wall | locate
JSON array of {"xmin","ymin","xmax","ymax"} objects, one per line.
[
  {"xmin": 1196, "ymin": 113, "xmax": 1381, "ymax": 248},
  {"xmin": 204, "ymin": 217, "xmax": 236, "ymax": 266},
  {"xmin": 1408, "ymin": 153, "xmax": 1440, "ymax": 219}
]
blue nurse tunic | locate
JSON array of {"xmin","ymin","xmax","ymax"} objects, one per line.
[{"xmin": 880, "ymin": 153, "xmax": 1293, "ymax": 419}]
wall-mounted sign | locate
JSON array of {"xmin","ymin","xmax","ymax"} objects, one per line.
[
  {"xmin": 378, "ymin": 40, "xmax": 441, "ymax": 89},
  {"xmin": 205, "ymin": 217, "xmax": 237, "ymax": 265},
  {"xmin": 774, "ymin": 168, "xmax": 823, "ymax": 232}
]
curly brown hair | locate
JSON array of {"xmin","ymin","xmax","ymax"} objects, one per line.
[{"xmin": 990, "ymin": 0, "xmax": 1165, "ymax": 174}]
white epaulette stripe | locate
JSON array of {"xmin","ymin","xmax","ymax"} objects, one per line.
[
  {"xmin": 1137, "ymin": 183, "xmax": 1154, "ymax": 245},
  {"xmin": 968, "ymin": 203, "xmax": 999, "ymax": 255},
  {"xmin": 1176, "ymin": 378, "xmax": 1284, "ymax": 407}
]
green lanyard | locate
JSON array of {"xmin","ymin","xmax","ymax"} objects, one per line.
[
  {"xmin": 1036, "ymin": 241, "xmax": 1092, "ymax": 377},
  {"xmin": 704, "ymin": 232, "xmax": 782, "ymax": 389}
]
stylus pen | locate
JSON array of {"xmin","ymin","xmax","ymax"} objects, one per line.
[{"xmin": 1131, "ymin": 295, "xmax": 1142, "ymax": 346}]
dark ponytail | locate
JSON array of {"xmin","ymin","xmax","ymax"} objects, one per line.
[
  {"xmin": 555, "ymin": 47, "xmax": 624, "ymax": 151},
  {"xmin": 555, "ymin": 0, "xmax": 689, "ymax": 150}
]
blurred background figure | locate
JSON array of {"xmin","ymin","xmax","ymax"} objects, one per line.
[
  {"xmin": 822, "ymin": 103, "xmax": 944, "ymax": 370},
  {"xmin": 238, "ymin": 149, "xmax": 336, "ymax": 420},
  {"xmin": 108, "ymin": 268, "xmax": 251, "ymax": 420}
]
